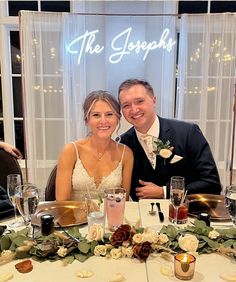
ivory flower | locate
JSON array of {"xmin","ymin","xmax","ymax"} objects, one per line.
[
  {"xmin": 178, "ymin": 234, "xmax": 199, "ymax": 252},
  {"xmin": 132, "ymin": 233, "xmax": 143, "ymax": 244},
  {"xmin": 121, "ymin": 246, "xmax": 133, "ymax": 258},
  {"xmin": 159, "ymin": 149, "xmax": 172, "ymax": 159},
  {"xmin": 94, "ymin": 245, "xmax": 107, "ymax": 256},
  {"xmin": 57, "ymin": 246, "xmax": 68, "ymax": 257},
  {"xmin": 208, "ymin": 230, "xmax": 220, "ymax": 240},
  {"xmin": 158, "ymin": 233, "xmax": 169, "ymax": 245},
  {"xmin": 142, "ymin": 230, "xmax": 159, "ymax": 243},
  {"xmin": 86, "ymin": 224, "xmax": 104, "ymax": 242},
  {"xmin": 110, "ymin": 248, "xmax": 122, "ymax": 259}
]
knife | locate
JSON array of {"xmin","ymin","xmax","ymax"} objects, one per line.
[{"xmin": 156, "ymin": 202, "xmax": 164, "ymax": 222}]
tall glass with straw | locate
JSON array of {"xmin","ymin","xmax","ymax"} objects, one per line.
[{"xmin": 170, "ymin": 176, "xmax": 185, "ymax": 225}]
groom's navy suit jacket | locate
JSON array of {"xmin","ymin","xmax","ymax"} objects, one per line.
[{"xmin": 120, "ymin": 116, "xmax": 221, "ymax": 201}]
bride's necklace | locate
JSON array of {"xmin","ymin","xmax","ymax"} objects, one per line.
[{"xmin": 97, "ymin": 151, "xmax": 105, "ymax": 161}]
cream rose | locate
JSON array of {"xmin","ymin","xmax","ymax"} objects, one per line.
[
  {"xmin": 110, "ymin": 248, "xmax": 122, "ymax": 259},
  {"xmin": 142, "ymin": 230, "xmax": 159, "ymax": 244},
  {"xmin": 178, "ymin": 234, "xmax": 199, "ymax": 252},
  {"xmin": 208, "ymin": 230, "xmax": 220, "ymax": 239},
  {"xmin": 57, "ymin": 246, "xmax": 68, "ymax": 257},
  {"xmin": 133, "ymin": 233, "xmax": 143, "ymax": 244},
  {"xmin": 159, "ymin": 149, "xmax": 172, "ymax": 158},
  {"xmin": 86, "ymin": 224, "xmax": 104, "ymax": 242},
  {"xmin": 121, "ymin": 246, "xmax": 133, "ymax": 258},
  {"xmin": 94, "ymin": 245, "xmax": 107, "ymax": 256},
  {"xmin": 158, "ymin": 233, "xmax": 169, "ymax": 245}
]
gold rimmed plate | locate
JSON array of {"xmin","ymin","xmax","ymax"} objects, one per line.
[
  {"xmin": 31, "ymin": 201, "xmax": 87, "ymax": 227},
  {"xmin": 187, "ymin": 194, "xmax": 230, "ymax": 221}
]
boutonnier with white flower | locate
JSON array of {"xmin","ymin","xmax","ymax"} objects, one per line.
[
  {"xmin": 153, "ymin": 139, "xmax": 183, "ymax": 164},
  {"xmin": 0, "ymin": 220, "xmax": 235, "ymax": 266}
]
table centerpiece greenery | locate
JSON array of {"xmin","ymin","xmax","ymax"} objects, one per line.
[{"xmin": 0, "ymin": 219, "xmax": 235, "ymax": 266}]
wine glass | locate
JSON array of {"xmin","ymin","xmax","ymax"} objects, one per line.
[
  {"xmin": 225, "ymin": 184, "xmax": 236, "ymax": 227},
  {"xmin": 170, "ymin": 176, "xmax": 185, "ymax": 225},
  {"xmin": 15, "ymin": 183, "xmax": 39, "ymax": 237},
  {"xmin": 7, "ymin": 174, "xmax": 23, "ymax": 228}
]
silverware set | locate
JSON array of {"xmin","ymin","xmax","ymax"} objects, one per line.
[{"xmin": 149, "ymin": 202, "xmax": 165, "ymax": 222}]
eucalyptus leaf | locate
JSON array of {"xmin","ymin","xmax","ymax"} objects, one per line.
[
  {"xmin": 222, "ymin": 239, "xmax": 235, "ymax": 247},
  {"xmin": 61, "ymin": 255, "xmax": 75, "ymax": 265},
  {"xmin": 67, "ymin": 227, "xmax": 82, "ymax": 239},
  {"xmin": 78, "ymin": 241, "xmax": 91, "ymax": 254},
  {"xmin": 201, "ymin": 236, "xmax": 220, "ymax": 249},
  {"xmin": 75, "ymin": 253, "xmax": 89, "ymax": 262},
  {"xmin": 0, "ymin": 235, "xmax": 11, "ymax": 251}
]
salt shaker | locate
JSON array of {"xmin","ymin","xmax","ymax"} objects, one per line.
[{"xmin": 41, "ymin": 214, "xmax": 54, "ymax": 235}]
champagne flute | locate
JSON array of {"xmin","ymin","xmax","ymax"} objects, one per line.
[
  {"xmin": 15, "ymin": 183, "xmax": 39, "ymax": 237},
  {"xmin": 170, "ymin": 176, "xmax": 185, "ymax": 225},
  {"xmin": 225, "ymin": 184, "xmax": 236, "ymax": 227},
  {"xmin": 7, "ymin": 174, "xmax": 23, "ymax": 228}
]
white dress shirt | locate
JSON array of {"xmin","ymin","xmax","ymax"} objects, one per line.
[{"xmin": 135, "ymin": 116, "xmax": 167, "ymax": 198}]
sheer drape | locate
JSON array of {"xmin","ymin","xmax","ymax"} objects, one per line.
[
  {"xmin": 20, "ymin": 11, "xmax": 177, "ymax": 197},
  {"xmin": 177, "ymin": 13, "xmax": 236, "ymax": 189}
]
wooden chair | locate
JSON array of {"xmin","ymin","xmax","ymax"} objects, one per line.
[
  {"xmin": 45, "ymin": 165, "xmax": 57, "ymax": 201},
  {"xmin": 0, "ymin": 148, "xmax": 23, "ymax": 191}
]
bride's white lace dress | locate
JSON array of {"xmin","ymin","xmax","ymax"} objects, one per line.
[{"xmin": 71, "ymin": 142, "xmax": 125, "ymax": 200}]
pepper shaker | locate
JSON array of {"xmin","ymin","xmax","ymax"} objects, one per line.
[
  {"xmin": 41, "ymin": 214, "xmax": 54, "ymax": 236},
  {"xmin": 198, "ymin": 212, "xmax": 211, "ymax": 226}
]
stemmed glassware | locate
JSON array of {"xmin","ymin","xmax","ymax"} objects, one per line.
[
  {"xmin": 7, "ymin": 174, "xmax": 23, "ymax": 228},
  {"xmin": 225, "ymin": 184, "xmax": 236, "ymax": 227},
  {"xmin": 170, "ymin": 176, "xmax": 185, "ymax": 225},
  {"xmin": 15, "ymin": 183, "xmax": 39, "ymax": 237}
]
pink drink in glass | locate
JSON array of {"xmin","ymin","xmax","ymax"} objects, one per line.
[{"xmin": 105, "ymin": 188, "xmax": 126, "ymax": 231}]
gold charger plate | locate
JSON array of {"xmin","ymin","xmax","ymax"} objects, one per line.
[
  {"xmin": 31, "ymin": 201, "xmax": 87, "ymax": 227},
  {"xmin": 187, "ymin": 194, "xmax": 230, "ymax": 221}
]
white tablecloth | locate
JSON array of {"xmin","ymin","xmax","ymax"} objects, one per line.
[{"xmin": 0, "ymin": 200, "xmax": 235, "ymax": 282}]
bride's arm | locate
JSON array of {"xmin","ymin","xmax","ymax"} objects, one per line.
[{"xmin": 121, "ymin": 145, "xmax": 134, "ymax": 200}]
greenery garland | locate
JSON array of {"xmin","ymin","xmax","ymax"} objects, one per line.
[{"xmin": 0, "ymin": 220, "xmax": 235, "ymax": 266}]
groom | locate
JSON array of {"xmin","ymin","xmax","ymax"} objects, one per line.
[{"xmin": 118, "ymin": 79, "xmax": 221, "ymax": 201}]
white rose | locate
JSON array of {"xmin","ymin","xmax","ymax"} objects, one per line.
[
  {"xmin": 208, "ymin": 230, "xmax": 220, "ymax": 239},
  {"xmin": 133, "ymin": 233, "xmax": 143, "ymax": 244},
  {"xmin": 0, "ymin": 250, "xmax": 14, "ymax": 259},
  {"xmin": 110, "ymin": 248, "xmax": 122, "ymax": 259},
  {"xmin": 121, "ymin": 246, "xmax": 133, "ymax": 258},
  {"xmin": 178, "ymin": 234, "xmax": 199, "ymax": 252},
  {"xmin": 57, "ymin": 246, "xmax": 68, "ymax": 257},
  {"xmin": 158, "ymin": 233, "xmax": 169, "ymax": 245},
  {"xmin": 159, "ymin": 149, "xmax": 172, "ymax": 158},
  {"xmin": 86, "ymin": 224, "xmax": 104, "ymax": 242},
  {"xmin": 142, "ymin": 230, "xmax": 159, "ymax": 243},
  {"xmin": 94, "ymin": 245, "xmax": 107, "ymax": 256}
]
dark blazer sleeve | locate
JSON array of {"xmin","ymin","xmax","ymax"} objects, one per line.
[{"xmin": 183, "ymin": 123, "xmax": 221, "ymax": 194}]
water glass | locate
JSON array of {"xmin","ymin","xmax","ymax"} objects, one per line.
[
  {"xmin": 225, "ymin": 184, "xmax": 236, "ymax": 227},
  {"xmin": 104, "ymin": 187, "xmax": 126, "ymax": 231},
  {"xmin": 85, "ymin": 191, "xmax": 105, "ymax": 229},
  {"xmin": 15, "ymin": 183, "xmax": 39, "ymax": 237}
]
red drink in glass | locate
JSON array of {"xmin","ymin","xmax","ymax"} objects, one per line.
[{"xmin": 169, "ymin": 200, "xmax": 188, "ymax": 224}]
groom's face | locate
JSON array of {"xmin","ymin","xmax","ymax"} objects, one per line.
[{"xmin": 119, "ymin": 84, "xmax": 156, "ymax": 134}]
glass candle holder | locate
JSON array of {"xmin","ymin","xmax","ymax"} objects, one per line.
[{"xmin": 174, "ymin": 253, "xmax": 196, "ymax": 280}]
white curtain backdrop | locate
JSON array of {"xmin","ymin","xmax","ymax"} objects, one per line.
[
  {"xmin": 20, "ymin": 10, "xmax": 177, "ymax": 197},
  {"xmin": 177, "ymin": 13, "xmax": 236, "ymax": 190}
]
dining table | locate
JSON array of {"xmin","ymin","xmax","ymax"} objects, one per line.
[{"xmin": 0, "ymin": 199, "xmax": 235, "ymax": 282}]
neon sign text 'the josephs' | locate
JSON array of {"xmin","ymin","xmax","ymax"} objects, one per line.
[{"xmin": 66, "ymin": 27, "xmax": 176, "ymax": 64}]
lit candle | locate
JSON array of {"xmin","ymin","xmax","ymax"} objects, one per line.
[{"xmin": 174, "ymin": 253, "xmax": 196, "ymax": 280}]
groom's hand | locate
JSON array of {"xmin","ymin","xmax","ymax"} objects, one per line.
[{"xmin": 135, "ymin": 180, "xmax": 164, "ymax": 199}]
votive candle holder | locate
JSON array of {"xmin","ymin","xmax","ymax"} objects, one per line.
[{"xmin": 174, "ymin": 253, "xmax": 196, "ymax": 280}]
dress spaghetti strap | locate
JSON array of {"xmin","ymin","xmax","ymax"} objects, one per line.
[
  {"xmin": 121, "ymin": 144, "xmax": 126, "ymax": 162},
  {"xmin": 71, "ymin": 142, "xmax": 79, "ymax": 160}
]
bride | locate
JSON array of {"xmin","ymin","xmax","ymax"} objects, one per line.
[{"xmin": 56, "ymin": 90, "xmax": 134, "ymax": 201}]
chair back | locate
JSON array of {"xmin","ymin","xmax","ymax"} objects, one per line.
[
  {"xmin": 45, "ymin": 165, "xmax": 57, "ymax": 201},
  {"xmin": 0, "ymin": 148, "xmax": 23, "ymax": 191}
]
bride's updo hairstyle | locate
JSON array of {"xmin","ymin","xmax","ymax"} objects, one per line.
[{"xmin": 83, "ymin": 90, "xmax": 121, "ymax": 123}]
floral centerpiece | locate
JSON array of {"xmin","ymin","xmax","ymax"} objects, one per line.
[{"xmin": 0, "ymin": 220, "xmax": 236, "ymax": 266}]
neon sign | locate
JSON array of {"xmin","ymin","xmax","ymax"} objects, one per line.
[{"xmin": 66, "ymin": 27, "xmax": 176, "ymax": 64}]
